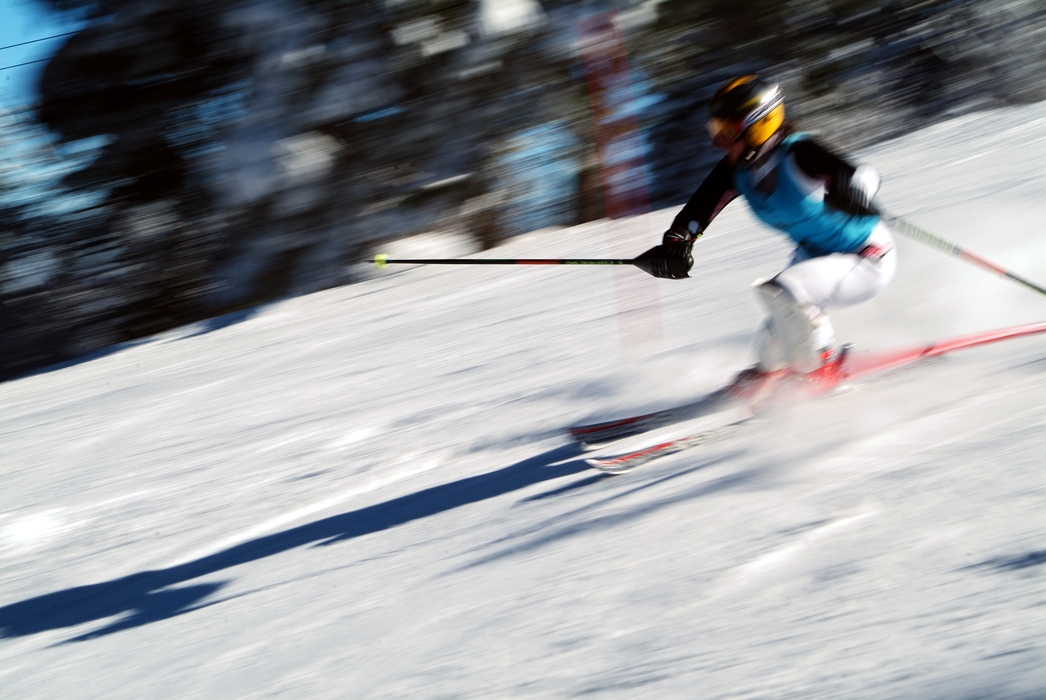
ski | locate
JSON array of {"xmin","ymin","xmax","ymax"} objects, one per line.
[
  {"xmin": 583, "ymin": 361, "xmax": 844, "ymax": 473},
  {"xmin": 583, "ymin": 320, "xmax": 1046, "ymax": 474},
  {"xmin": 585, "ymin": 419, "xmax": 750, "ymax": 474},
  {"xmin": 569, "ymin": 349, "xmax": 846, "ymax": 448},
  {"xmin": 838, "ymin": 320, "xmax": 1046, "ymax": 378},
  {"xmin": 568, "ymin": 390, "xmax": 734, "ymax": 447}
]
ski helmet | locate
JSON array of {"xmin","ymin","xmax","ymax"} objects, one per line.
[{"xmin": 706, "ymin": 76, "xmax": 785, "ymax": 149}]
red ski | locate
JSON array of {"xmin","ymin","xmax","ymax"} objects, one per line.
[
  {"xmin": 584, "ymin": 321, "xmax": 1046, "ymax": 474},
  {"xmin": 842, "ymin": 321, "xmax": 1046, "ymax": 378}
]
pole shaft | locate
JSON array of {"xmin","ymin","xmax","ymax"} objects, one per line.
[
  {"xmin": 369, "ymin": 257, "xmax": 634, "ymax": 266},
  {"xmin": 890, "ymin": 216, "xmax": 1046, "ymax": 297}
]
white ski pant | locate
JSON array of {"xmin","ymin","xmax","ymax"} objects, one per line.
[{"xmin": 755, "ymin": 222, "xmax": 898, "ymax": 371}]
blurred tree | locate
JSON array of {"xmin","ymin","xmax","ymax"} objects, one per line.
[
  {"xmin": 1, "ymin": 0, "xmax": 1042, "ymax": 381},
  {"xmin": 38, "ymin": 2, "xmax": 248, "ymax": 205},
  {"xmin": 0, "ymin": 108, "xmax": 74, "ymax": 377},
  {"xmin": 33, "ymin": 1, "xmax": 251, "ymax": 337}
]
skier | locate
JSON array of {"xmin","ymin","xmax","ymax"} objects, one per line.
[{"xmin": 639, "ymin": 75, "xmax": 897, "ymax": 374}]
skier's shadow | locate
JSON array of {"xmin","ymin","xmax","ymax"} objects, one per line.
[{"xmin": 0, "ymin": 444, "xmax": 590, "ymax": 643}]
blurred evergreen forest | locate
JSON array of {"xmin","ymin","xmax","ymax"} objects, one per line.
[{"xmin": 3, "ymin": 0, "xmax": 1045, "ymax": 380}]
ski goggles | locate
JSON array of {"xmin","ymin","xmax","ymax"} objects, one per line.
[
  {"xmin": 705, "ymin": 117, "xmax": 745, "ymax": 148},
  {"xmin": 706, "ymin": 84, "xmax": 784, "ymax": 148}
]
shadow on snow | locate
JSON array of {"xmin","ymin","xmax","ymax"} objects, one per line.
[
  {"xmin": 0, "ymin": 444, "xmax": 593, "ymax": 642},
  {"xmin": 965, "ymin": 550, "xmax": 1046, "ymax": 572}
]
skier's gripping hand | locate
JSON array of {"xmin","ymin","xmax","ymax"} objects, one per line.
[{"xmin": 634, "ymin": 229, "xmax": 698, "ymax": 279}]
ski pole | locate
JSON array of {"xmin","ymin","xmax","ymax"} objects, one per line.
[
  {"xmin": 366, "ymin": 255, "xmax": 634, "ymax": 268},
  {"xmin": 887, "ymin": 214, "xmax": 1046, "ymax": 297},
  {"xmin": 364, "ymin": 251, "xmax": 683, "ymax": 278}
]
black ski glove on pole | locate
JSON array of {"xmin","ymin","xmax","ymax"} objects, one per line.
[{"xmin": 634, "ymin": 229, "xmax": 699, "ymax": 279}]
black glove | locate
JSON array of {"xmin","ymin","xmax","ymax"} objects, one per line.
[
  {"xmin": 662, "ymin": 229, "xmax": 698, "ymax": 248},
  {"xmin": 633, "ymin": 229, "xmax": 698, "ymax": 279}
]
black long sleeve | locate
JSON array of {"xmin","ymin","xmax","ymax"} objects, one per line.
[
  {"xmin": 791, "ymin": 139, "xmax": 878, "ymax": 216},
  {"xmin": 670, "ymin": 136, "xmax": 876, "ymax": 237},
  {"xmin": 669, "ymin": 157, "xmax": 739, "ymax": 235},
  {"xmin": 789, "ymin": 139, "xmax": 856, "ymax": 181}
]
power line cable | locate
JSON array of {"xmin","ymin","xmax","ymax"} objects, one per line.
[
  {"xmin": 0, "ymin": 57, "xmax": 50, "ymax": 72},
  {"xmin": 1, "ymin": 106, "xmax": 39, "ymax": 117},
  {"xmin": 0, "ymin": 31, "xmax": 79, "ymax": 52},
  {"xmin": 0, "ymin": 31, "xmax": 81, "ymax": 72}
]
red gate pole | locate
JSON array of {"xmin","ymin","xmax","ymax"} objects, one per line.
[{"xmin": 578, "ymin": 12, "xmax": 665, "ymax": 357}]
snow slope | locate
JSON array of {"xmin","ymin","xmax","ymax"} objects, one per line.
[{"xmin": 2, "ymin": 103, "xmax": 1046, "ymax": 699}]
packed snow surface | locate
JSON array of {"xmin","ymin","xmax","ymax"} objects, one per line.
[{"xmin": 3, "ymin": 104, "xmax": 1046, "ymax": 699}]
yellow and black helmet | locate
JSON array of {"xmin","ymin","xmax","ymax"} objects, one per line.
[{"xmin": 706, "ymin": 76, "xmax": 785, "ymax": 149}]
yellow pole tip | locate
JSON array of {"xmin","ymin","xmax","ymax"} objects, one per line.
[{"xmin": 375, "ymin": 254, "xmax": 388, "ymax": 269}]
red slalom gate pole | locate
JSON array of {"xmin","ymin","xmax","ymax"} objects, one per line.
[{"xmin": 578, "ymin": 12, "xmax": 665, "ymax": 356}]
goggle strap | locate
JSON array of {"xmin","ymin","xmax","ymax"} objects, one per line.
[{"xmin": 740, "ymin": 86, "xmax": 783, "ymax": 131}]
